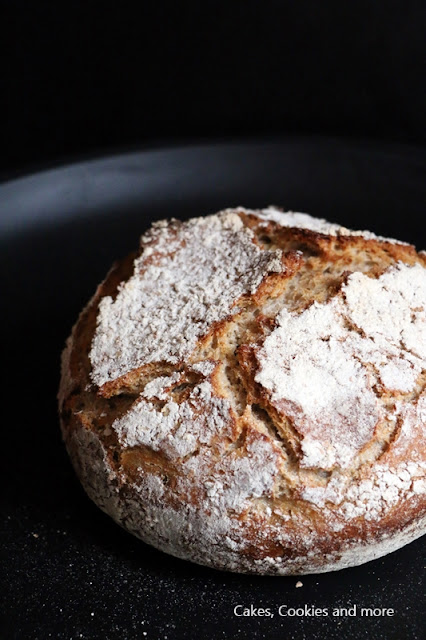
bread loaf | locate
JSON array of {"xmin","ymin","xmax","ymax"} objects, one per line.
[{"xmin": 58, "ymin": 207, "xmax": 426, "ymax": 575}]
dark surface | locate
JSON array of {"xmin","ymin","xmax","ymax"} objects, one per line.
[
  {"xmin": 3, "ymin": 2, "xmax": 426, "ymax": 175},
  {"xmin": 1, "ymin": 139, "xmax": 425, "ymax": 640}
]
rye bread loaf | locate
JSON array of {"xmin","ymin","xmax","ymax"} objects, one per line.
[{"xmin": 58, "ymin": 207, "xmax": 426, "ymax": 575}]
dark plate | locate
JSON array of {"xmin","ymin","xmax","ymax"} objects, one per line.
[{"xmin": 2, "ymin": 138, "xmax": 425, "ymax": 640}]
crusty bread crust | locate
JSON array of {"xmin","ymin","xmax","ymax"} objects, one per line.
[{"xmin": 59, "ymin": 207, "xmax": 426, "ymax": 575}]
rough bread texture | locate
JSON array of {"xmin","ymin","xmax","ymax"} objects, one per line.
[{"xmin": 58, "ymin": 207, "xmax": 426, "ymax": 575}]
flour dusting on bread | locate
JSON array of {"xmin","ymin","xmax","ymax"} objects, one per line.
[
  {"xmin": 59, "ymin": 206, "xmax": 426, "ymax": 575},
  {"xmin": 90, "ymin": 212, "xmax": 284, "ymax": 387},
  {"xmin": 255, "ymin": 263, "xmax": 426, "ymax": 468},
  {"xmin": 252, "ymin": 206, "xmax": 408, "ymax": 244},
  {"xmin": 114, "ymin": 378, "xmax": 233, "ymax": 460}
]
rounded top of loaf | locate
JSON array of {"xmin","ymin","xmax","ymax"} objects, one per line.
[{"xmin": 88, "ymin": 206, "xmax": 426, "ymax": 472}]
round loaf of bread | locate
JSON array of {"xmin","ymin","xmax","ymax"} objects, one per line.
[{"xmin": 58, "ymin": 207, "xmax": 426, "ymax": 575}]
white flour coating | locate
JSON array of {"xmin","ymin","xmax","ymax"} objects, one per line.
[
  {"xmin": 141, "ymin": 373, "xmax": 182, "ymax": 400},
  {"xmin": 123, "ymin": 469, "xmax": 426, "ymax": 573},
  {"xmin": 249, "ymin": 206, "xmax": 407, "ymax": 244},
  {"xmin": 113, "ymin": 380, "xmax": 233, "ymax": 460},
  {"xmin": 341, "ymin": 461, "xmax": 426, "ymax": 521},
  {"xmin": 62, "ymin": 207, "xmax": 426, "ymax": 575},
  {"xmin": 141, "ymin": 362, "xmax": 217, "ymax": 400},
  {"xmin": 190, "ymin": 360, "xmax": 217, "ymax": 376},
  {"xmin": 256, "ymin": 296, "xmax": 379, "ymax": 468},
  {"xmin": 302, "ymin": 459, "xmax": 426, "ymax": 522},
  {"xmin": 63, "ymin": 418, "xmax": 426, "ymax": 575},
  {"xmin": 182, "ymin": 435, "xmax": 280, "ymax": 511},
  {"xmin": 111, "ymin": 372, "xmax": 283, "ymax": 546},
  {"xmin": 342, "ymin": 265, "xmax": 426, "ymax": 369},
  {"xmin": 393, "ymin": 393, "xmax": 426, "ymax": 455},
  {"xmin": 256, "ymin": 262, "xmax": 426, "ymax": 469},
  {"xmin": 90, "ymin": 212, "xmax": 284, "ymax": 387},
  {"xmin": 120, "ymin": 432, "xmax": 284, "ymax": 570}
]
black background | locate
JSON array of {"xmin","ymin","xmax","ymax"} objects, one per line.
[
  {"xmin": 2, "ymin": 2, "xmax": 426, "ymax": 640},
  {"xmin": 3, "ymin": 1, "xmax": 426, "ymax": 176}
]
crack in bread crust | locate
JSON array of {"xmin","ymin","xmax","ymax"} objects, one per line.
[{"xmin": 59, "ymin": 207, "xmax": 426, "ymax": 575}]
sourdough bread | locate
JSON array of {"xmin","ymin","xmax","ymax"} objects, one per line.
[{"xmin": 58, "ymin": 207, "xmax": 426, "ymax": 574}]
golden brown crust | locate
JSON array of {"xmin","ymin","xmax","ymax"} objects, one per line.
[{"xmin": 59, "ymin": 207, "xmax": 426, "ymax": 575}]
